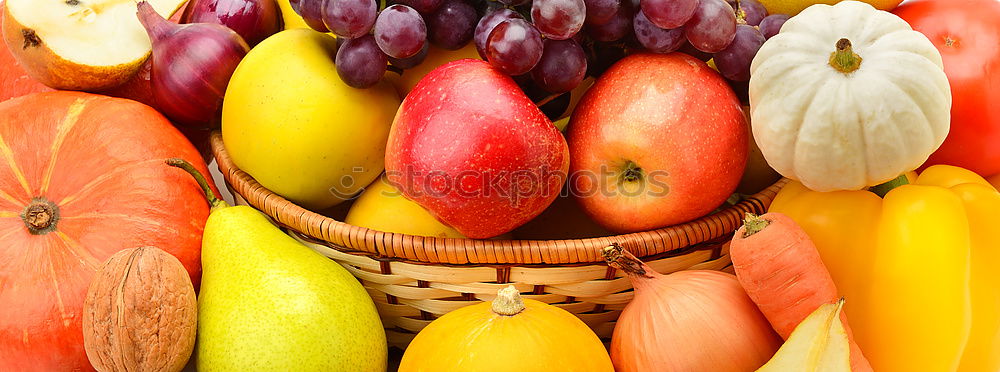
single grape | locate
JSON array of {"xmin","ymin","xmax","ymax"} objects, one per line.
[
  {"xmin": 291, "ymin": 0, "xmax": 330, "ymax": 32},
  {"xmin": 398, "ymin": 0, "xmax": 444, "ymax": 14},
  {"xmin": 633, "ymin": 10, "xmax": 685, "ymax": 53},
  {"xmin": 639, "ymin": 0, "xmax": 697, "ymax": 29},
  {"xmin": 374, "ymin": 5, "xmax": 427, "ymax": 59},
  {"xmin": 486, "ymin": 18, "xmax": 544, "ymax": 75},
  {"xmin": 336, "ymin": 35, "xmax": 388, "ymax": 88},
  {"xmin": 474, "ymin": 8, "xmax": 521, "ymax": 59},
  {"xmin": 427, "ymin": 0, "xmax": 478, "ymax": 50},
  {"xmin": 389, "ymin": 42, "xmax": 430, "ymax": 69},
  {"xmin": 735, "ymin": 0, "xmax": 767, "ymax": 26},
  {"xmin": 320, "ymin": 0, "xmax": 378, "ymax": 38},
  {"xmin": 586, "ymin": 0, "xmax": 633, "ymax": 42},
  {"xmin": 684, "ymin": 0, "xmax": 736, "ymax": 53},
  {"xmin": 585, "ymin": 0, "xmax": 620, "ymax": 25},
  {"xmin": 531, "ymin": 0, "xmax": 587, "ymax": 40},
  {"xmin": 714, "ymin": 24, "xmax": 765, "ymax": 81},
  {"xmin": 758, "ymin": 13, "xmax": 788, "ymax": 39},
  {"xmin": 531, "ymin": 38, "xmax": 587, "ymax": 93}
]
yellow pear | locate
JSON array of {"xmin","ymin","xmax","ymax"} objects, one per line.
[
  {"xmin": 757, "ymin": 299, "xmax": 851, "ymax": 372},
  {"xmin": 167, "ymin": 159, "xmax": 387, "ymax": 371}
]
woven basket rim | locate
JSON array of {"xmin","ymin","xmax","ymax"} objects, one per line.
[{"xmin": 211, "ymin": 131, "xmax": 787, "ymax": 265}]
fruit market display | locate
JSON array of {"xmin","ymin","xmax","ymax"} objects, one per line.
[{"xmin": 0, "ymin": 0, "xmax": 998, "ymax": 370}]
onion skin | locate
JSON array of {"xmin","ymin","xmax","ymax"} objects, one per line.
[
  {"xmin": 138, "ymin": 1, "xmax": 250, "ymax": 127},
  {"xmin": 182, "ymin": 0, "xmax": 283, "ymax": 46},
  {"xmin": 604, "ymin": 244, "xmax": 782, "ymax": 372}
]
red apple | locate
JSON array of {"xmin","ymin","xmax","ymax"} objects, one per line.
[
  {"xmin": 568, "ymin": 53, "xmax": 747, "ymax": 233},
  {"xmin": 385, "ymin": 59, "xmax": 569, "ymax": 239}
]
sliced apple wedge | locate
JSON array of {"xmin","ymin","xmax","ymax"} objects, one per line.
[
  {"xmin": 3, "ymin": 0, "xmax": 186, "ymax": 91},
  {"xmin": 756, "ymin": 299, "xmax": 852, "ymax": 372}
]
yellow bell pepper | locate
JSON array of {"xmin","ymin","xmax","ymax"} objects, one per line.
[{"xmin": 770, "ymin": 165, "xmax": 1000, "ymax": 372}]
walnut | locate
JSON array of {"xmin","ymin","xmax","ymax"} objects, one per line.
[{"xmin": 82, "ymin": 247, "xmax": 197, "ymax": 372}]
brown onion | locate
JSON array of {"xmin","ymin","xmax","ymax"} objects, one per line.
[
  {"xmin": 181, "ymin": 0, "xmax": 282, "ymax": 46},
  {"xmin": 603, "ymin": 243, "xmax": 782, "ymax": 372},
  {"xmin": 137, "ymin": 1, "xmax": 249, "ymax": 127}
]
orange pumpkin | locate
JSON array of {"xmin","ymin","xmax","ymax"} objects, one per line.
[{"xmin": 0, "ymin": 91, "xmax": 211, "ymax": 371}]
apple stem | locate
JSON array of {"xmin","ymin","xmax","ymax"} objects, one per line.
[
  {"xmin": 829, "ymin": 38, "xmax": 862, "ymax": 74},
  {"xmin": 621, "ymin": 160, "xmax": 643, "ymax": 183}
]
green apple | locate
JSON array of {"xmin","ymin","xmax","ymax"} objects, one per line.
[{"xmin": 222, "ymin": 29, "xmax": 400, "ymax": 210}]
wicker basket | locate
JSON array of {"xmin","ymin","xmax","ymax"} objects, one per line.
[{"xmin": 209, "ymin": 132, "xmax": 786, "ymax": 349}]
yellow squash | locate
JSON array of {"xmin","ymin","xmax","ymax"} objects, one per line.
[
  {"xmin": 770, "ymin": 165, "xmax": 1000, "ymax": 372},
  {"xmin": 399, "ymin": 286, "xmax": 614, "ymax": 372}
]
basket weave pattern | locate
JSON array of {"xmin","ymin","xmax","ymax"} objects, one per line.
[{"xmin": 211, "ymin": 132, "xmax": 786, "ymax": 347}]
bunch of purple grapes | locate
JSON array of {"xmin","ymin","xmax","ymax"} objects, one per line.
[
  {"xmin": 290, "ymin": 0, "xmax": 482, "ymax": 88},
  {"xmin": 291, "ymin": 0, "xmax": 789, "ymax": 93}
]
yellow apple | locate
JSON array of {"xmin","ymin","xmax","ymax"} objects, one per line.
[
  {"xmin": 275, "ymin": 0, "xmax": 310, "ymax": 29},
  {"xmin": 222, "ymin": 29, "xmax": 400, "ymax": 210},
  {"xmin": 346, "ymin": 176, "xmax": 465, "ymax": 238},
  {"xmin": 386, "ymin": 43, "xmax": 480, "ymax": 97}
]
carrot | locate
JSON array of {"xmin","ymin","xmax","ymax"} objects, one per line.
[{"xmin": 731, "ymin": 212, "xmax": 872, "ymax": 372}]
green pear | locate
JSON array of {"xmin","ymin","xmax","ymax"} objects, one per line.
[
  {"xmin": 167, "ymin": 159, "xmax": 387, "ymax": 371},
  {"xmin": 756, "ymin": 299, "xmax": 851, "ymax": 372}
]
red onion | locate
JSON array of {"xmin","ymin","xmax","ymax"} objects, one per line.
[
  {"xmin": 137, "ymin": 1, "xmax": 250, "ymax": 127},
  {"xmin": 181, "ymin": 0, "xmax": 283, "ymax": 46}
]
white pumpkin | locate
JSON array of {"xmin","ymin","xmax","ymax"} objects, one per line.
[{"xmin": 748, "ymin": 0, "xmax": 951, "ymax": 192}]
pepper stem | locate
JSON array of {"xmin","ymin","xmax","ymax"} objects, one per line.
[
  {"xmin": 829, "ymin": 38, "xmax": 862, "ymax": 74},
  {"xmin": 868, "ymin": 174, "xmax": 909, "ymax": 198},
  {"xmin": 166, "ymin": 158, "xmax": 228, "ymax": 210},
  {"xmin": 492, "ymin": 285, "xmax": 526, "ymax": 316}
]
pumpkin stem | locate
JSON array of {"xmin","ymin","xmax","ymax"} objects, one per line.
[
  {"xmin": 492, "ymin": 285, "xmax": 526, "ymax": 316},
  {"xmin": 829, "ymin": 38, "xmax": 862, "ymax": 74},
  {"xmin": 603, "ymin": 243, "xmax": 655, "ymax": 279},
  {"xmin": 21, "ymin": 197, "xmax": 59, "ymax": 235},
  {"xmin": 868, "ymin": 174, "xmax": 910, "ymax": 198},
  {"xmin": 166, "ymin": 158, "xmax": 229, "ymax": 210},
  {"xmin": 741, "ymin": 213, "xmax": 770, "ymax": 238}
]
